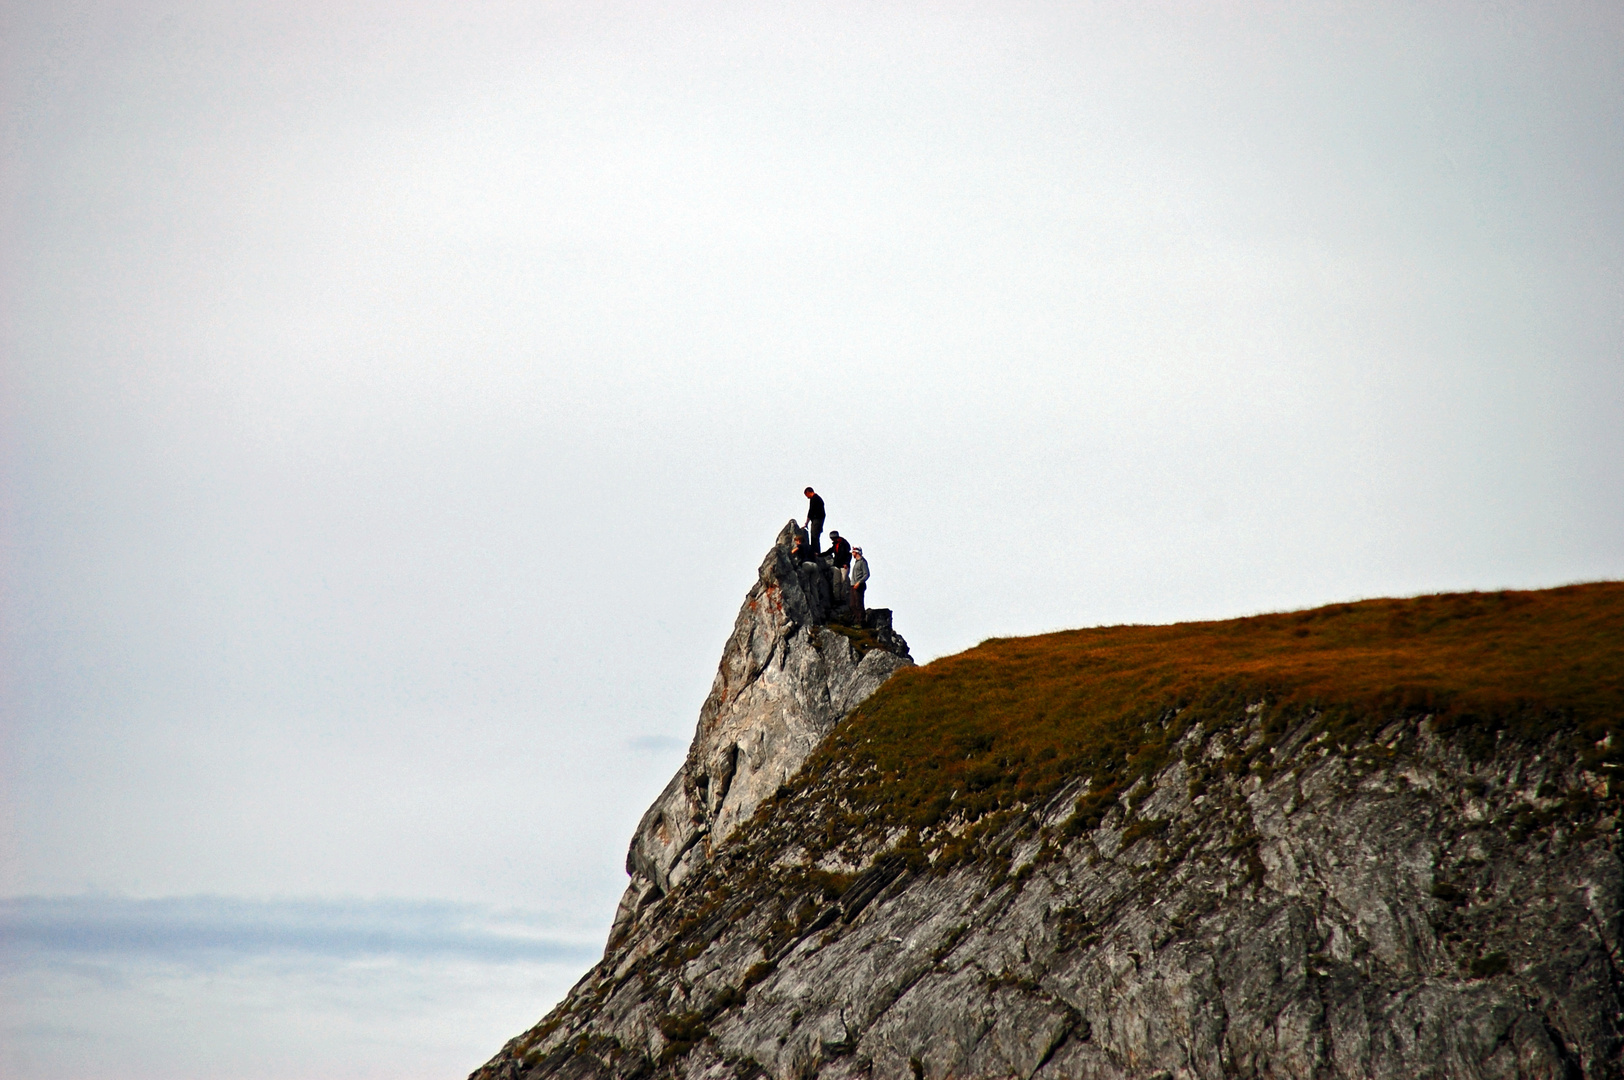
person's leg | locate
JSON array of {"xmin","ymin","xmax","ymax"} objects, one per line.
[
  {"xmin": 854, "ymin": 582, "xmax": 866, "ymax": 620},
  {"xmin": 809, "ymin": 518, "xmax": 824, "ymax": 552}
]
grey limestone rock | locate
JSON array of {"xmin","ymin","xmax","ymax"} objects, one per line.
[
  {"xmin": 472, "ymin": 559, "xmax": 1622, "ymax": 1080},
  {"xmin": 609, "ymin": 522, "xmax": 913, "ymax": 951}
]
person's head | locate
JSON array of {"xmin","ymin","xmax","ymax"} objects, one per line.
[
  {"xmin": 804, "ymin": 487, "xmax": 815, "ymax": 496},
  {"xmin": 854, "ymin": 548, "xmax": 863, "ymax": 557},
  {"xmin": 829, "ymin": 531, "xmax": 840, "ymax": 540}
]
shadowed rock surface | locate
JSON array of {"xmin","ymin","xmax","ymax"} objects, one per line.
[{"xmin": 473, "ymin": 575, "xmax": 1624, "ymax": 1080}]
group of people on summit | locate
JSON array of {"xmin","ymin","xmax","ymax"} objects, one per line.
[{"xmin": 790, "ymin": 487, "xmax": 871, "ymax": 621}]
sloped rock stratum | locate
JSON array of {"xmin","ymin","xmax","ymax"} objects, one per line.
[{"xmin": 473, "ymin": 557, "xmax": 1624, "ymax": 1080}]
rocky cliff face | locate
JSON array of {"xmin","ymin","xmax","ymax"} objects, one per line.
[
  {"xmin": 473, "ymin": 581, "xmax": 1624, "ymax": 1080},
  {"xmin": 608, "ymin": 522, "xmax": 912, "ymax": 951}
]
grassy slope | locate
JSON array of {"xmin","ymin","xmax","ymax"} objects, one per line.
[
  {"xmin": 785, "ymin": 582, "xmax": 1624, "ymax": 869},
  {"xmin": 498, "ymin": 583, "xmax": 1624, "ymax": 1071}
]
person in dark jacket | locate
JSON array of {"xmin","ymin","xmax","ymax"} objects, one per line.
[
  {"xmin": 823, "ymin": 530, "xmax": 854, "ymax": 605},
  {"xmin": 803, "ymin": 487, "xmax": 826, "ymax": 552},
  {"xmin": 823, "ymin": 531, "xmax": 852, "ymax": 569},
  {"xmin": 791, "ymin": 532, "xmax": 819, "ymax": 566}
]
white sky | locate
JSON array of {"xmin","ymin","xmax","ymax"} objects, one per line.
[{"xmin": 3, "ymin": 2, "xmax": 1622, "ymax": 1077}]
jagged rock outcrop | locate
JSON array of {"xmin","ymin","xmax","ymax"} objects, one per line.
[
  {"xmin": 474, "ymin": 582, "xmax": 1624, "ymax": 1080},
  {"xmin": 609, "ymin": 522, "xmax": 912, "ymax": 950}
]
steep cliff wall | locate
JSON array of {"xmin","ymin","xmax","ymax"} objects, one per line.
[
  {"xmin": 609, "ymin": 522, "xmax": 912, "ymax": 950},
  {"xmin": 475, "ymin": 582, "xmax": 1624, "ymax": 1080}
]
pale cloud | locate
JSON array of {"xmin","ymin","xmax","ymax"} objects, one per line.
[
  {"xmin": 0, "ymin": 894, "xmax": 599, "ymax": 1080},
  {"xmin": 0, "ymin": 894, "xmax": 599, "ymax": 963},
  {"xmin": 2, "ymin": 2, "xmax": 1621, "ymax": 1077}
]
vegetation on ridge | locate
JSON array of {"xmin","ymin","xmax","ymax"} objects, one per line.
[
  {"xmin": 784, "ymin": 582, "xmax": 1624, "ymax": 869},
  {"xmin": 491, "ymin": 583, "xmax": 1624, "ymax": 1078}
]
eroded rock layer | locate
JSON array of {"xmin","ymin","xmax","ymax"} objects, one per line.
[{"xmin": 474, "ymin": 580, "xmax": 1624, "ymax": 1080}]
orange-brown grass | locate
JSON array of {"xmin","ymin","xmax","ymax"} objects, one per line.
[{"xmin": 791, "ymin": 582, "xmax": 1624, "ymax": 868}]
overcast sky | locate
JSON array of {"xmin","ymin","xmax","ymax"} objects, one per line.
[{"xmin": 3, "ymin": 2, "xmax": 1622, "ymax": 1077}]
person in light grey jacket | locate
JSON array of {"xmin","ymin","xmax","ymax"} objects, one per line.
[{"xmin": 848, "ymin": 548, "xmax": 870, "ymax": 620}]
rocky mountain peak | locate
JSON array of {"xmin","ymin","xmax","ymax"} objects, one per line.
[
  {"xmin": 609, "ymin": 522, "xmax": 912, "ymax": 950},
  {"xmin": 474, "ymin": 581, "xmax": 1624, "ymax": 1080}
]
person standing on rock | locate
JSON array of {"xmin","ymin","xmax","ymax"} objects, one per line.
[
  {"xmin": 824, "ymin": 531, "xmax": 852, "ymax": 577},
  {"xmin": 803, "ymin": 487, "xmax": 826, "ymax": 552},
  {"xmin": 849, "ymin": 546, "xmax": 869, "ymax": 621},
  {"xmin": 824, "ymin": 530, "xmax": 853, "ymax": 608}
]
